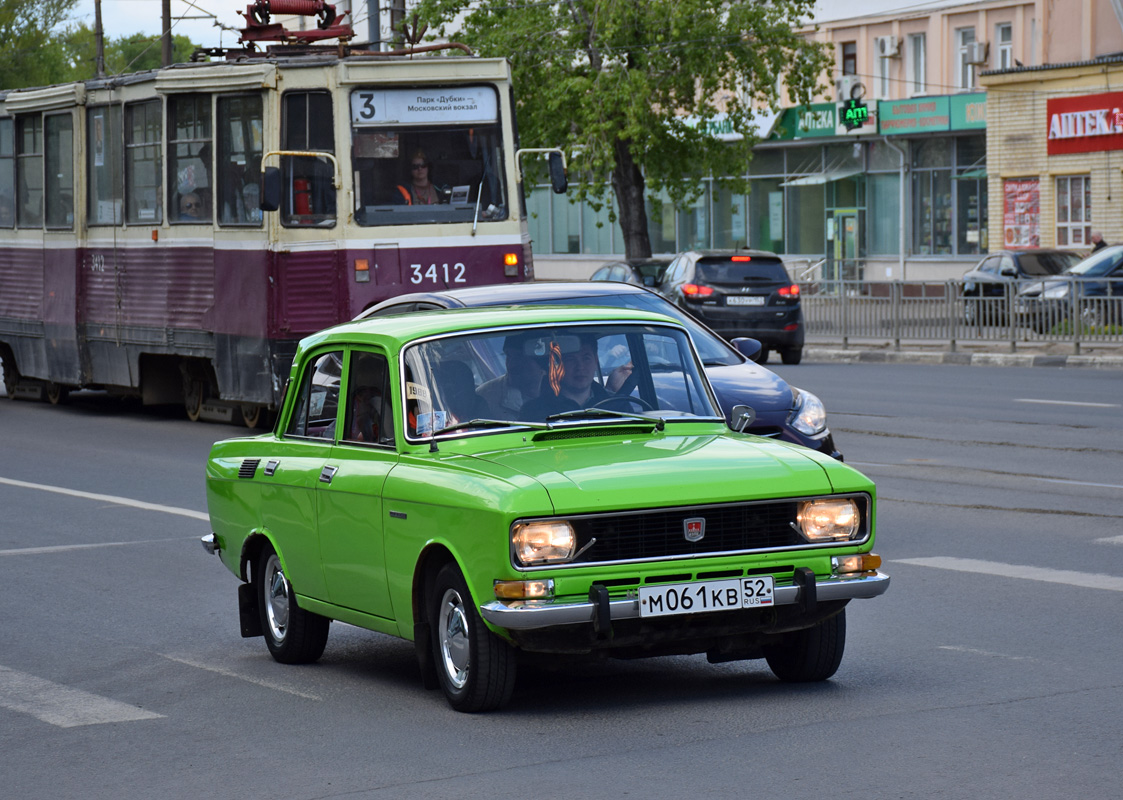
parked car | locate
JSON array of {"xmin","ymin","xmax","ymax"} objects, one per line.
[
  {"xmin": 962, "ymin": 249, "xmax": 1083, "ymax": 325},
  {"xmin": 356, "ymin": 282, "xmax": 840, "ymax": 459},
  {"xmin": 1015, "ymin": 245, "xmax": 1123, "ymax": 333},
  {"xmin": 656, "ymin": 250, "xmax": 804, "ymax": 364},
  {"xmin": 202, "ymin": 305, "xmax": 888, "ymax": 711},
  {"xmin": 590, "ymin": 258, "xmax": 671, "ymax": 287}
]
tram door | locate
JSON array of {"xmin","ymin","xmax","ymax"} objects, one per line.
[{"xmin": 827, "ymin": 208, "xmax": 862, "ymax": 283}]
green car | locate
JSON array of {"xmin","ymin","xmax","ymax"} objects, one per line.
[{"xmin": 203, "ymin": 306, "xmax": 888, "ymax": 712}]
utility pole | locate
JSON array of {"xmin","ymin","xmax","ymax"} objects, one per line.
[
  {"xmin": 162, "ymin": 0, "xmax": 173, "ymax": 66},
  {"xmin": 368, "ymin": 0, "xmax": 381, "ymax": 50},
  {"xmin": 94, "ymin": 0, "xmax": 106, "ymax": 77}
]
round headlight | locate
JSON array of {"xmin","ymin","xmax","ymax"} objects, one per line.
[
  {"xmin": 512, "ymin": 521, "xmax": 576, "ymax": 566},
  {"xmin": 796, "ymin": 499, "xmax": 860, "ymax": 542}
]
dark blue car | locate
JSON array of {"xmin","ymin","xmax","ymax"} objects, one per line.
[
  {"xmin": 1015, "ymin": 245, "xmax": 1123, "ymax": 333},
  {"xmin": 355, "ymin": 282, "xmax": 841, "ymax": 459}
]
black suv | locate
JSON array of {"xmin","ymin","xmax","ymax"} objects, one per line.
[{"xmin": 657, "ymin": 250, "xmax": 803, "ymax": 364}]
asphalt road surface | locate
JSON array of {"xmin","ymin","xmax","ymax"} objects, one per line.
[{"xmin": 2, "ymin": 362, "xmax": 1121, "ymax": 799}]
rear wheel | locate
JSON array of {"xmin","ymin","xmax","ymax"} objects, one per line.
[
  {"xmin": 241, "ymin": 404, "xmax": 264, "ymax": 429},
  {"xmin": 429, "ymin": 562, "xmax": 516, "ymax": 712},
  {"xmin": 45, "ymin": 382, "xmax": 70, "ymax": 405},
  {"xmin": 763, "ymin": 609, "xmax": 846, "ymax": 682},
  {"xmin": 780, "ymin": 348, "xmax": 803, "ymax": 365},
  {"xmin": 257, "ymin": 545, "xmax": 329, "ymax": 664},
  {"xmin": 184, "ymin": 380, "xmax": 205, "ymax": 422}
]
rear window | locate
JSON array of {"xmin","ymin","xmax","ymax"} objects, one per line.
[
  {"xmin": 696, "ymin": 257, "xmax": 789, "ymax": 283},
  {"xmin": 1018, "ymin": 252, "xmax": 1081, "ymax": 276}
]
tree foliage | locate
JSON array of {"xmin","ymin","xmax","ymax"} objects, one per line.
[
  {"xmin": 416, "ymin": 0, "xmax": 831, "ymax": 257},
  {"xmin": 0, "ymin": 0, "xmax": 79, "ymax": 89}
]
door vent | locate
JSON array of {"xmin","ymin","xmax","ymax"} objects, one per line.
[{"xmin": 239, "ymin": 459, "xmax": 261, "ymax": 479}]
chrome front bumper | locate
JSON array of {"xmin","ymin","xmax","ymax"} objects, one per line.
[{"xmin": 480, "ymin": 570, "xmax": 890, "ymax": 630}]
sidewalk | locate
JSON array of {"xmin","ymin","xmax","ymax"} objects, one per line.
[{"xmin": 803, "ymin": 339, "xmax": 1123, "ymax": 370}]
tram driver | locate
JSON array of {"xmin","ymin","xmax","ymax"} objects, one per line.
[{"xmin": 395, "ymin": 149, "xmax": 449, "ymax": 206}]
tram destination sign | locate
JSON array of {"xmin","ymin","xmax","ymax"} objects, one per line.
[{"xmin": 351, "ymin": 86, "xmax": 498, "ymax": 125}]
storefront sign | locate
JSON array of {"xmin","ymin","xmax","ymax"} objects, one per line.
[
  {"xmin": 1003, "ymin": 178, "xmax": 1040, "ymax": 249},
  {"xmin": 950, "ymin": 93, "xmax": 987, "ymax": 130},
  {"xmin": 840, "ymin": 99, "xmax": 870, "ymax": 131},
  {"xmin": 771, "ymin": 103, "xmax": 837, "ymax": 140},
  {"xmin": 878, "ymin": 96, "xmax": 951, "ymax": 133},
  {"xmin": 1046, "ymin": 91, "xmax": 1123, "ymax": 154}
]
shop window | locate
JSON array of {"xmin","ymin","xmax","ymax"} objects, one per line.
[
  {"xmin": 647, "ymin": 188, "xmax": 676, "ymax": 254},
  {"xmin": 867, "ymin": 173, "xmax": 900, "ymax": 256},
  {"xmin": 1056, "ymin": 175, "xmax": 1091, "ymax": 247},
  {"xmin": 908, "ymin": 34, "xmax": 926, "ymax": 94},
  {"xmin": 749, "ymin": 148, "xmax": 784, "ymax": 176},
  {"xmin": 582, "ymin": 197, "xmax": 615, "ymax": 254},
  {"xmin": 551, "ymin": 195, "xmax": 580, "ymax": 253},
  {"xmin": 526, "ymin": 186, "xmax": 551, "ymax": 253},
  {"xmin": 282, "ymin": 91, "xmax": 336, "ymax": 227},
  {"xmin": 169, "ymin": 95, "xmax": 212, "ymax": 224},
  {"xmin": 0, "ymin": 118, "xmax": 14, "ymax": 228},
  {"xmin": 957, "ymin": 178, "xmax": 987, "ymax": 254},
  {"xmin": 748, "ymin": 178, "xmax": 784, "ymax": 251},
  {"xmin": 217, "ymin": 95, "xmax": 264, "ymax": 226},
  {"xmin": 17, "ymin": 116, "xmax": 43, "ymax": 228},
  {"xmin": 88, "ymin": 106, "xmax": 123, "ymax": 225},
  {"xmin": 914, "ymin": 170, "xmax": 953, "ymax": 255},
  {"xmin": 713, "ymin": 187, "xmax": 747, "ymax": 249},
  {"xmin": 786, "ymin": 184, "xmax": 825, "ymax": 254},
  {"xmin": 45, "ymin": 113, "xmax": 74, "ymax": 229},
  {"xmin": 676, "ymin": 186, "xmax": 710, "ymax": 251},
  {"xmin": 126, "ymin": 100, "xmax": 162, "ymax": 224}
]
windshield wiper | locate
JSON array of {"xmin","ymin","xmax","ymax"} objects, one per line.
[
  {"xmin": 431, "ymin": 418, "xmax": 547, "ymax": 436},
  {"xmin": 545, "ymin": 407, "xmax": 665, "ymax": 430}
]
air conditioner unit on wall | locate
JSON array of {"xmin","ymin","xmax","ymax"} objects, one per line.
[
  {"xmin": 965, "ymin": 41, "xmax": 989, "ymax": 65},
  {"xmin": 876, "ymin": 35, "xmax": 900, "ymax": 57},
  {"xmin": 836, "ymin": 75, "xmax": 862, "ymax": 101}
]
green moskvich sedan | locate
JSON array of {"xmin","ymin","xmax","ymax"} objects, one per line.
[{"xmin": 203, "ymin": 306, "xmax": 888, "ymax": 712}]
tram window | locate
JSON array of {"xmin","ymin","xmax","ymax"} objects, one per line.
[
  {"xmin": 126, "ymin": 100, "xmax": 162, "ymax": 225},
  {"xmin": 349, "ymin": 87, "xmax": 507, "ymax": 227},
  {"xmin": 0, "ymin": 118, "xmax": 13, "ymax": 228},
  {"xmin": 88, "ymin": 106, "xmax": 123, "ymax": 226},
  {"xmin": 45, "ymin": 113, "xmax": 75, "ymax": 229},
  {"xmin": 281, "ymin": 91, "xmax": 336, "ymax": 227},
  {"xmin": 218, "ymin": 95, "xmax": 264, "ymax": 227},
  {"xmin": 16, "ymin": 116, "xmax": 43, "ymax": 228},
  {"xmin": 169, "ymin": 95, "xmax": 213, "ymax": 224}
]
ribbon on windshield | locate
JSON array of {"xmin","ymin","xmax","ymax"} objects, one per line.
[{"xmin": 548, "ymin": 340, "xmax": 564, "ymax": 396}]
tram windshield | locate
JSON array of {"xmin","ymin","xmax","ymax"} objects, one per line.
[{"xmin": 350, "ymin": 86, "xmax": 508, "ymax": 226}]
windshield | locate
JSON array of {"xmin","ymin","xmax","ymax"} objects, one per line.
[
  {"xmin": 1019, "ymin": 252, "xmax": 1082, "ymax": 276},
  {"xmin": 1067, "ymin": 247, "xmax": 1123, "ymax": 277},
  {"xmin": 349, "ymin": 86, "xmax": 508, "ymax": 226},
  {"xmin": 400, "ymin": 323, "xmax": 720, "ymax": 439}
]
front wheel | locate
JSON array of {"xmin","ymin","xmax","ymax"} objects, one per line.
[
  {"xmin": 429, "ymin": 562, "xmax": 516, "ymax": 712},
  {"xmin": 763, "ymin": 609, "xmax": 846, "ymax": 682},
  {"xmin": 257, "ymin": 545, "xmax": 329, "ymax": 664}
]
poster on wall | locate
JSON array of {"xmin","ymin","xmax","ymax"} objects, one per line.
[{"xmin": 1003, "ymin": 178, "xmax": 1040, "ymax": 249}]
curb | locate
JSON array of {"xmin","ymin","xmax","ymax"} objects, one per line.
[{"xmin": 804, "ymin": 348, "xmax": 1123, "ymax": 370}]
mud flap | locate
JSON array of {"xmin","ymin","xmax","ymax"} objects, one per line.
[{"xmin": 239, "ymin": 582, "xmax": 263, "ymax": 638}]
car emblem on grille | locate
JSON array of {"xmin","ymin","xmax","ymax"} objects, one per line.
[{"xmin": 684, "ymin": 517, "xmax": 706, "ymax": 542}]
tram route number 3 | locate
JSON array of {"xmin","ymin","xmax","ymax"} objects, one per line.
[{"xmin": 409, "ymin": 263, "xmax": 467, "ymax": 285}]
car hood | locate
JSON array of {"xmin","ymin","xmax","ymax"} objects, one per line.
[
  {"xmin": 704, "ymin": 361, "xmax": 793, "ymax": 422},
  {"xmin": 470, "ymin": 431, "xmax": 836, "ymax": 515}
]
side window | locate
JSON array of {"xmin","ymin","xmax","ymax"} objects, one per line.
[
  {"xmin": 977, "ymin": 256, "xmax": 998, "ymax": 275},
  {"xmin": 168, "ymin": 94, "xmax": 212, "ymax": 224},
  {"xmin": 281, "ymin": 91, "xmax": 336, "ymax": 227},
  {"xmin": 126, "ymin": 100, "xmax": 162, "ymax": 224},
  {"xmin": 0, "ymin": 118, "xmax": 13, "ymax": 228},
  {"xmin": 344, "ymin": 350, "xmax": 393, "ymax": 445},
  {"xmin": 16, "ymin": 115, "xmax": 43, "ymax": 228},
  {"xmin": 286, "ymin": 351, "xmax": 343, "ymax": 438},
  {"xmin": 217, "ymin": 94, "xmax": 264, "ymax": 226},
  {"xmin": 88, "ymin": 106, "xmax": 123, "ymax": 225},
  {"xmin": 45, "ymin": 113, "xmax": 74, "ymax": 229}
]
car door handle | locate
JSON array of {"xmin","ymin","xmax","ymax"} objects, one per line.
[{"xmin": 320, "ymin": 465, "xmax": 338, "ymax": 484}]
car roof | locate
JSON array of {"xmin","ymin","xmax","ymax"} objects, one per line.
[
  {"xmin": 363, "ymin": 281, "xmax": 658, "ymax": 314},
  {"xmin": 682, "ymin": 249, "xmax": 783, "ymax": 260}
]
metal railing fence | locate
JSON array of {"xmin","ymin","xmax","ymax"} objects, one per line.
[{"xmin": 800, "ymin": 278, "xmax": 1123, "ymax": 352}]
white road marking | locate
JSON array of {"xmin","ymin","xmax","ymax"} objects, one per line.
[
  {"xmin": 850, "ymin": 463, "xmax": 1122, "ymax": 491},
  {"xmin": 1095, "ymin": 535, "xmax": 1123, "ymax": 546},
  {"xmin": 160, "ymin": 654, "xmax": 322, "ymax": 701},
  {"xmin": 938, "ymin": 646, "xmax": 1035, "ymax": 661},
  {"xmin": 0, "ymin": 665, "xmax": 164, "ymax": 728},
  {"xmin": 1014, "ymin": 398, "xmax": 1119, "ymax": 408},
  {"xmin": 897, "ymin": 557, "xmax": 1123, "ymax": 592},
  {"xmin": 0, "ymin": 538, "xmax": 189, "ymax": 557},
  {"xmin": 0, "ymin": 476, "xmax": 208, "ymax": 520},
  {"xmin": 1029, "ymin": 477, "xmax": 1123, "ymax": 490}
]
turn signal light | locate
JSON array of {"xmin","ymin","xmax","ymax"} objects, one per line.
[
  {"xmin": 831, "ymin": 553, "xmax": 882, "ymax": 574},
  {"xmin": 682, "ymin": 284, "xmax": 714, "ymax": 297},
  {"xmin": 493, "ymin": 579, "xmax": 554, "ymax": 600}
]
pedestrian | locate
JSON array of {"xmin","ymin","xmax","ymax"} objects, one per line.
[{"xmin": 1091, "ymin": 231, "xmax": 1107, "ymax": 251}]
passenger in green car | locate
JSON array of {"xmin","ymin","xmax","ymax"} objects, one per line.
[
  {"xmin": 520, "ymin": 336, "xmax": 610, "ymax": 420},
  {"xmin": 476, "ymin": 332, "xmax": 546, "ymax": 419}
]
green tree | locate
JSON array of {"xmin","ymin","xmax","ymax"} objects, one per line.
[
  {"xmin": 0, "ymin": 0, "xmax": 78, "ymax": 89},
  {"xmin": 106, "ymin": 32, "xmax": 198, "ymax": 74},
  {"xmin": 417, "ymin": 0, "xmax": 830, "ymax": 258}
]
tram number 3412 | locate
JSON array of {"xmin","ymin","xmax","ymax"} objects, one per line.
[{"xmin": 409, "ymin": 263, "xmax": 468, "ymax": 285}]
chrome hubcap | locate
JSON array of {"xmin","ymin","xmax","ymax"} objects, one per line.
[
  {"xmin": 264, "ymin": 554, "xmax": 289, "ymax": 641},
  {"xmin": 438, "ymin": 588, "xmax": 470, "ymax": 690}
]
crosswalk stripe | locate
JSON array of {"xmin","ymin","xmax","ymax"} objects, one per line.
[
  {"xmin": 896, "ymin": 556, "xmax": 1123, "ymax": 592},
  {"xmin": 0, "ymin": 665, "xmax": 164, "ymax": 728}
]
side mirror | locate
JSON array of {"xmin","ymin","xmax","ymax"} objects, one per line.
[
  {"xmin": 729, "ymin": 404, "xmax": 756, "ymax": 433},
  {"xmin": 261, "ymin": 166, "xmax": 282, "ymax": 212},
  {"xmin": 548, "ymin": 151, "xmax": 568, "ymax": 194},
  {"xmin": 1000, "ymin": 266, "xmax": 1017, "ymax": 277},
  {"xmin": 730, "ymin": 337, "xmax": 763, "ymax": 362}
]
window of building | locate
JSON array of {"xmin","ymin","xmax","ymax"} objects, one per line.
[
  {"xmin": 0, "ymin": 118, "xmax": 14, "ymax": 228},
  {"xmin": 217, "ymin": 95, "xmax": 264, "ymax": 226},
  {"xmin": 908, "ymin": 33, "xmax": 926, "ymax": 94},
  {"xmin": 45, "ymin": 113, "xmax": 74, "ymax": 229},
  {"xmin": 841, "ymin": 42, "xmax": 857, "ymax": 75},
  {"xmin": 957, "ymin": 27, "xmax": 976, "ymax": 90},
  {"xmin": 712, "ymin": 186, "xmax": 747, "ymax": 249},
  {"xmin": 282, "ymin": 91, "xmax": 336, "ymax": 227},
  {"xmin": 88, "ymin": 106, "xmax": 123, "ymax": 225},
  {"xmin": 16, "ymin": 116, "xmax": 43, "ymax": 228},
  {"xmin": 126, "ymin": 100, "xmax": 162, "ymax": 224},
  {"xmin": 996, "ymin": 23, "xmax": 1013, "ymax": 69},
  {"xmin": 168, "ymin": 95, "xmax": 212, "ymax": 223},
  {"xmin": 748, "ymin": 177, "xmax": 783, "ymax": 251},
  {"xmin": 1056, "ymin": 175, "xmax": 1091, "ymax": 247},
  {"xmin": 876, "ymin": 38, "xmax": 890, "ymax": 99}
]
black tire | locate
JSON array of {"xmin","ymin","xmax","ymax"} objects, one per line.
[
  {"xmin": 241, "ymin": 404, "xmax": 264, "ymax": 429},
  {"xmin": 763, "ymin": 609, "xmax": 846, "ymax": 682},
  {"xmin": 257, "ymin": 545, "xmax": 329, "ymax": 664},
  {"xmin": 429, "ymin": 562, "xmax": 516, "ymax": 712},
  {"xmin": 184, "ymin": 380, "xmax": 205, "ymax": 422},
  {"xmin": 46, "ymin": 383, "xmax": 70, "ymax": 405},
  {"xmin": 780, "ymin": 348, "xmax": 803, "ymax": 365},
  {"xmin": 756, "ymin": 347, "xmax": 770, "ymax": 364}
]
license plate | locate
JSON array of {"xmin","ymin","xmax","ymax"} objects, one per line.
[
  {"xmin": 638, "ymin": 576, "xmax": 774, "ymax": 618},
  {"xmin": 726, "ymin": 295, "xmax": 766, "ymax": 306}
]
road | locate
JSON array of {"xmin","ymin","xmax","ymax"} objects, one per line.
[{"xmin": 1, "ymin": 363, "xmax": 1121, "ymax": 799}]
